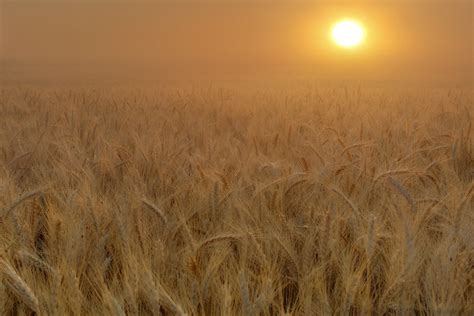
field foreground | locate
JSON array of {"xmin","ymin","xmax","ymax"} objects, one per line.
[{"xmin": 0, "ymin": 85, "xmax": 473, "ymax": 315}]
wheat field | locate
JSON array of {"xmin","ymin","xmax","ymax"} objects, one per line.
[{"xmin": 0, "ymin": 84, "xmax": 473, "ymax": 315}]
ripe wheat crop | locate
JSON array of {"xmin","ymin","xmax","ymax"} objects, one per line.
[{"xmin": 0, "ymin": 84, "xmax": 472, "ymax": 315}]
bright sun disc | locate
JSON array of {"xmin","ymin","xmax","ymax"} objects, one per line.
[{"xmin": 332, "ymin": 20, "xmax": 365, "ymax": 48}]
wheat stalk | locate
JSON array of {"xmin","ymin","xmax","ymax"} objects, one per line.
[
  {"xmin": 142, "ymin": 198, "xmax": 168, "ymax": 224},
  {"xmin": 388, "ymin": 176, "xmax": 417, "ymax": 213},
  {"xmin": 197, "ymin": 234, "xmax": 242, "ymax": 254},
  {"xmin": 1, "ymin": 190, "xmax": 44, "ymax": 219},
  {"xmin": 0, "ymin": 257, "xmax": 39, "ymax": 313}
]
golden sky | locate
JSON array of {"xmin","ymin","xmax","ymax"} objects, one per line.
[{"xmin": 1, "ymin": 0, "xmax": 472, "ymax": 82}]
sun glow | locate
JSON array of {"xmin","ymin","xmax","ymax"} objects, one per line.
[{"xmin": 332, "ymin": 20, "xmax": 365, "ymax": 48}]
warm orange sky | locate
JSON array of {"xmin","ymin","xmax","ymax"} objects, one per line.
[{"xmin": 1, "ymin": 0, "xmax": 472, "ymax": 82}]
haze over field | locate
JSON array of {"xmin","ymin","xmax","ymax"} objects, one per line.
[{"xmin": 1, "ymin": 0, "xmax": 473, "ymax": 83}]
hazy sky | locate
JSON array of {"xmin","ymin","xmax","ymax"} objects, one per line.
[{"xmin": 1, "ymin": 0, "xmax": 472, "ymax": 82}]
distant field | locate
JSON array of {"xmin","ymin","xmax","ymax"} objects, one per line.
[{"xmin": 0, "ymin": 85, "xmax": 472, "ymax": 314}]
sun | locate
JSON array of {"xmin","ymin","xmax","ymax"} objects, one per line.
[{"xmin": 331, "ymin": 20, "xmax": 365, "ymax": 48}]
